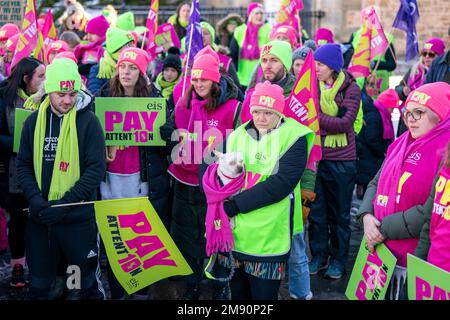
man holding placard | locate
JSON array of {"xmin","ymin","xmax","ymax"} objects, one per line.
[{"xmin": 16, "ymin": 58, "xmax": 106, "ymax": 299}]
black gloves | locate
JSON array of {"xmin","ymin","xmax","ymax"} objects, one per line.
[
  {"xmin": 223, "ymin": 200, "xmax": 239, "ymax": 218},
  {"xmin": 159, "ymin": 123, "xmax": 175, "ymax": 143},
  {"xmin": 28, "ymin": 195, "xmax": 49, "ymax": 219},
  {"xmin": 38, "ymin": 200, "xmax": 70, "ymax": 225}
]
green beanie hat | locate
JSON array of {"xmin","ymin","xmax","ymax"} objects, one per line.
[
  {"xmin": 45, "ymin": 58, "xmax": 81, "ymax": 94},
  {"xmin": 116, "ymin": 12, "xmax": 135, "ymax": 31},
  {"xmin": 260, "ymin": 40, "xmax": 293, "ymax": 72},
  {"xmin": 106, "ymin": 27, "xmax": 134, "ymax": 54},
  {"xmin": 200, "ymin": 21, "xmax": 215, "ymax": 41}
]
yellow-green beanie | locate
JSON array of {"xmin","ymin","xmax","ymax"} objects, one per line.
[{"xmin": 44, "ymin": 58, "xmax": 81, "ymax": 93}]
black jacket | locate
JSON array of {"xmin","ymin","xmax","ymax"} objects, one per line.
[
  {"xmin": 425, "ymin": 50, "xmax": 450, "ymax": 84},
  {"xmin": 356, "ymin": 92, "xmax": 392, "ymax": 186},
  {"xmin": 96, "ymin": 82, "xmax": 173, "ymax": 228},
  {"xmin": 16, "ymin": 90, "xmax": 106, "ymax": 224}
]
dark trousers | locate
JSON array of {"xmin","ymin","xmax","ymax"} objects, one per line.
[
  {"xmin": 26, "ymin": 218, "xmax": 104, "ymax": 299},
  {"xmin": 308, "ymin": 160, "xmax": 356, "ymax": 269},
  {"xmin": 229, "ymin": 267, "xmax": 281, "ymax": 300},
  {"xmin": 4, "ymin": 193, "xmax": 28, "ymax": 260}
]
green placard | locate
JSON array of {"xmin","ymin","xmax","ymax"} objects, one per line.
[
  {"xmin": 345, "ymin": 238, "xmax": 397, "ymax": 300},
  {"xmin": 95, "ymin": 97, "xmax": 166, "ymax": 146},
  {"xmin": 13, "ymin": 108, "xmax": 33, "ymax": 153},
  {"xmin": 94, "ymin": 197, "xmax": 192, "ymax": 294},
  {"xmin": 407, "ymin": 253, "xmax": 450, "ymax": 300}
]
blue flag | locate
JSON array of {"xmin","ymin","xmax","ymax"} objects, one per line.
[
  {"xmin": 392, "ymin": 0, "xmax": 420, "ymax": 61},
  {"xmin": 184, "ymin": 0, "xmax": 203, "ymax": 68}
]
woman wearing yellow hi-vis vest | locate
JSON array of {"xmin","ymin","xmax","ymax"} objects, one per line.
[
  {"xmin": 229, "ymin": 2, "xmax": 271, "ymax": 89},
  {"xmin": 217, "ymin": 81, "xmax": 314, "ymax": 300}
]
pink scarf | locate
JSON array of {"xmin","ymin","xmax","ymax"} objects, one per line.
[
  {"xmin": 407, "ymin": 63, "xmax": 428, "ymax": 91},
  {"xmin": 240, "ymin": 22, "xmax": 262, "ymax": 60},
  {"xmin": 374, "ymin": 116, "xmax": 450, "ymax": 266},
  {"xmin": 171, "ymin": 93, "xmax": 209, "ymax": 184},
  {"xmin": 427, "ymin": 164, "xmax": 450, "ymax": 272},
  {"xmin": 73, "ymin": 37, "xmax": 106, "ymax": 64},
  {"xmin": 373, "ymin": 100, "xmax": 395, "ymax": 140},
  {"xmin": 203, "ymin": 163, "xmax": 245, "ymax": 256}
]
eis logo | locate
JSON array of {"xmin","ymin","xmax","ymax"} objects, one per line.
[
  {"xmin": 207, "ymin": 118, "xmax": 218, "ymax": 127},
  {"xmin": 406, "ymin": 151, "xmax": 421, "ymax": 165}
]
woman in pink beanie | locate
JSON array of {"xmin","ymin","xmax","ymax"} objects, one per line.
[
  {"xmin": 395, "ymin": 38, "xmax": 446, "ymax": 136},
  {"xmin": 359, "ymin": 82, "xmax": 450, "ymax": 300},
  {"xmin": 230, "ymin": 2, "xmax": 271, "ymax": 88},
  {"xmin": 271, "ymin": 25, "xmax": 299, "ymax": 49},
  {"xmin": 95, "ymin": 46, "xmax": 174, "ymax": 299},
  {"xmin": 315, "ymin": 27, "xmax": 334, "ymax": 47},
  {"xmin": 46, "ymin": 40, "xmax": 70, "ymax": 64},
  {"xmin": 168, "ymin": 45, "xmax": 242, "ymax": 300},
  {"xmin": 213, "ymin": 80, "xmax": 314, "ymax": 300},
  {"xmin": 74, "ymin": 15, "xmax": 110, "ymax": 73}
]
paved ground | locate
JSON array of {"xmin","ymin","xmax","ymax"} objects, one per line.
[{"xmin": 0, "ymin": 193, "xmax": 363, "ymax": 300}]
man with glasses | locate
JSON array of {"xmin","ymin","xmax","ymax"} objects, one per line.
[{"xmin": 426, "ymin": 27, "xmax": 450, "ymax": 84}]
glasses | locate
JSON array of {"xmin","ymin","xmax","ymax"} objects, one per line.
[
  {"xmin": 404, "ymin": 109, "xmax": 426, "ymax": 121},
  {"xmin": 421, "ymin": 51, "xmax": 436, "ymax": 58}
]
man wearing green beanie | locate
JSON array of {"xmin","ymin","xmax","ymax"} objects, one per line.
[
  {"xmin": 242, "ymin": 40, "xmax": 296, "ymax": 123},
  {"xmin": 17, "ymin": 58, "xmax": 107, "ymax": 299},
  {"xmin": 88, "ymin": 27, "xmax": 135, "ymax": 95}
]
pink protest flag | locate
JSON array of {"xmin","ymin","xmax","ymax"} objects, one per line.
[
  {"xmin": 145, "ymin": 0, "xmax": 159, "ymax": 59},
  {"xmin": 366, "ymin": 8, "xmax": 389, "ymax": 60},
  {"xmin": 284, "ymin": 51, "xmax": 322, "ymax": 171},
  {"xmin": 275, "ymin": 0, "xmax": 303, "ymax": 30},
  {"xmin": 348, "ymin": 18, "xmax": 371, "ymax": 78},
  {"xmin": 42, "ymin": 9, "xmax": 57, "ymax": 46},
  {"xmin": 11, "ymin": 0, "xmax": 39, "ymax": 67}
]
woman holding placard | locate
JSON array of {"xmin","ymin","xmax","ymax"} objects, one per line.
[
  {"xmin": 358, "ymin": 82, "xmax": 450, "ymax": 299},
  {"xmin": 168, "ymin": 45, "xmax": 242, "ymax": 300},
  {"xmin": 96, "ymin": 47, "xmax": 174, "ymax": 299},
  {"xmin": 0, "ymin": 57, "xmax": 45, "ymax": 288}
]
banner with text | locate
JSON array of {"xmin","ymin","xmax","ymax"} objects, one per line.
[
  {"xmin": 94, "ymin": 197, "xmax": 192, "ymax": 294},
  {"xmin": 95, "ymin": 97, "xmax": 166, "ymax": 146},
  {"xmin": 407, "ymin": 254, "xmax": 450, "ymax": 300},
  {"xmin": 0, "ymin": 1, "xmax": 24, "ymax": 27},
  {"xmin": 13, "ymin": 108, "xmax": 33, "ymax": 153},
  {"xmin": 345, "ymin": 238, "xmax": 397, "ymax": 300}
]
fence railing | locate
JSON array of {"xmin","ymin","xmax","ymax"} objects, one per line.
[{"xmin": 83, "ymin": 5, "xmax": 325, "ymax": 34}]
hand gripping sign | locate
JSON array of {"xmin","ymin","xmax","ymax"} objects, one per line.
[{"xmin": 345, "ymin": 238, "xmax": 397, "ymax": 300}]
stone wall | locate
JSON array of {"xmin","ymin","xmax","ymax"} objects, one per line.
[{"xmin": 315, "ymin": 0, "xmax": 449, "ymax": 59}]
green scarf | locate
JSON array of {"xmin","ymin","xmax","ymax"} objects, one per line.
[
  {"xmin": 18, "ymin": 89, "xmax": 44, "ymax": 111},
  {"xmin": 33, "ymin": 96, "xmax": 80, "ymax": 200},
  {"xmin": 319, "ymin": 72, "xmax": 348, "ymax": 148},
  {"xmin": 168, "ymin": 14, "xmax": 188, "ymax": 28},
  {"xmin": 156, "ymin": 73, "xmax": 180, "ymax": 99},
  {"xmin": 98, "ymin": 51, "xmax": 119, "ymax": 79}
]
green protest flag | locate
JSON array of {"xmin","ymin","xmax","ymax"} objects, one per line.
[
  {"xmin": 13, "ymin": 108, "xmax": 33, "ymax": 153},
  {"xmin": 94, "ymin": 197, "xmax": 192, "ymax": 295},
  {"xmin": 95, "ymin": 97, "xmax": 166, "ymax": 146},
  {"xmin": 345, "ymin": 238, "xmax": 397, "ymax": 300},
  {"xmin": 407, "ymin": 253, "xmax": 450, "ymax": 300}
]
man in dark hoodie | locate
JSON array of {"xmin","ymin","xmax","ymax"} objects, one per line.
[{"xmin": 16, "ymin": 58, "xmax": 106, "ymax": 299}]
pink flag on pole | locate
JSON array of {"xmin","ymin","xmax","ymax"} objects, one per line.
[
  {"xmin": 11, "ymin": 0, "xmax": 39, "ymax": 68},
  {"xmin": 146, "ymin": 0, "xmax": 159, "ymax": 59},
  {"xmin": 366, "ymin": 8, "xmax": 389, "ymax": 60},
  {"xmin": 348, "ymin": 18, "xmax": 372, "ymax": 78},
  {"xmin": 42, "ymin": 9, "xmax": 57, "ymax": 46},
  {"xmin": 284, "ymin": 51, "xmax": 322, "ymax": 171}
]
